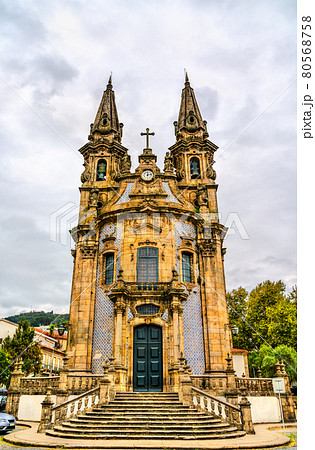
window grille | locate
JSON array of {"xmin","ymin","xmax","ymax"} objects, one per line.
[
  {"xmin": 136, "ymin": 304, "xmax": 160, "ymax": 315},
  {"xmin": 182, "ymin": 252, "xmax": 193, "ymax": 283},
  {"xmin": 137, "ymin": 247, "xmax": 158, "ymax": 282},
  {"xmin": 105, "ymin": 253, "xmax": 114, "ymax": 284}
]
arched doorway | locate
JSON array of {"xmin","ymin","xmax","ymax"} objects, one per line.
[{"xmin": 133, "ymin": 324, "xmax": 162, "ymax": 392}]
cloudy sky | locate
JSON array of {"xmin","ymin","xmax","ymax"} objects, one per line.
[{"xmin": 0, "ymin": 0, "xmax": 297, "ymax": 317}]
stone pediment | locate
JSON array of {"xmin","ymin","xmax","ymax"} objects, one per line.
[{"xmin": 129, "ymin": 178, "xmax": 167, "ymax": 199}]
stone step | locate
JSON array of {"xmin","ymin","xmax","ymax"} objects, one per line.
[
  {"xmin": 72, "ymin": 416, "xmax": 222, "ymax": 424},
  {"xmin": 106, "ymin": 401, "xmax": 188, "ymax": 409},
  {"xmin": 62, "ymin": 421, "xmax": 231, "ymax": 430},
  {"xmin": 47, "ymin": 429, "xmax": 246, "ymax": 440},
  {"xmin": 47, "ymin": 392, "xmax": 246, "ymax": 441},
  {"xmin": 81, "ymin": 410, "xmax": 214, "ymax": 419},
  {"xmin": 54, "ymin": 425, "xmax": 242, "ymax": 436}
]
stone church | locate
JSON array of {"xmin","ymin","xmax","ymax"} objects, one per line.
[{"xmin": 67, "ymin": 74, "xmax": 233, "ymax": 393}]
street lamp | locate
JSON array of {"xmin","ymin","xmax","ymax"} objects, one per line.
[
  {"xmin": 230, "ymin": 325, "xmax": 239, "ymax": 336},
  {"xmin": 57, "ymin": 325, "xmax": 65, "ymax": 336}
]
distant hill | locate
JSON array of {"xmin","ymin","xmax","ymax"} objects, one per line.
[{"xmin": 4, "ymin": 311, "xmax": 69, "ymax": 328}]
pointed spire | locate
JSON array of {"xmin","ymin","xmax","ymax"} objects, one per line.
[
  {"xmin": 89, "ymin": 75, "xmax": 123, "ymax": 143},
  {"xmin": 184, "ymin": 70, "xmax": 190, "ymax": 86},
  {"xmin": 174, "ymin": 74, "xmax": 208, "ymax": 141}
]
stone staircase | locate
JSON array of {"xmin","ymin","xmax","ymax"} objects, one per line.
[{"xmin": 46, "ymin": 392, "xmax": 246, "ymax": 440}]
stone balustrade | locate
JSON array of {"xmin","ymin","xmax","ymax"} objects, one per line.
[
  {"xmin": 52, "ymin": 387, "xmax": 100, "ymax": 425},
  {"xmin": 192, "ymin": 387, "xmax": 242, "ymax": 429},
  {"xmin": 38, "ymin": 386, "xmax": 100, "ymax": 432},
  {"xmin": 67, "ymin": 374, "xmax": 102, "ymax": 394},
  {"xmin": 125, "ymin": 281, "xmax": 170, "ymax": 292},
  {"xmin": 19, "ymin": 374, "xmax": 102, "ymax": 395},
  {"xmin": 190, "ymin": 374, "xmax": 228, "ymax": 394},
  {"xmin": 235, "ymin": 377, "xmax": 274, "ymax": 396},
  {"xmin": 20, "ymin": 376, "xmax": 60, "ymax": 394}
]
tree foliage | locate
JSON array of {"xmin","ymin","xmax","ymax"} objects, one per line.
[
  {"xmin": 1, "ymin": 319, "xmax": 42, "ymax": 385},
  {"xmin": 227, "ymin": 281, "xmax": 297, "ymax": 351},
  {"xmin": 249, "ymin": 344, "xmax": 297, "ymax": 382},
  {"xmin": 5, "ymin": 311, "xmax": 69, "ymax": 328}
]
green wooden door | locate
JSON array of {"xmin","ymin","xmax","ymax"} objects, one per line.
[{"xmin": 133, "ymin": 325, "xmax": 162, "ymax": 392}]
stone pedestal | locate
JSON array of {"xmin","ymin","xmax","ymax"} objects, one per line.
[
  {"xmin": 239, "ymin": 387, "xmax": 255, "ymax": 434},
  {"xmin": 38, "ymin": 388, "xmax": 54, "ymax": 433}
]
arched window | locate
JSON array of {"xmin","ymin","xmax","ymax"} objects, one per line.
[
  {"xmin": 104, "ymin": 253, "xmax": 115, "ymax": 284},
  {"xmin": 96, "ymin": 159, "xmax": 107, "ymax": 181},
  {"xmin": 137, "ymin": 247, "xmax": 158, "ymax": 282},
  {"xmin": 190, "ymin": 157, "xmax": 200, "ymax": 179},
  {"xmin": 182, "ymin": 252, "xmax": 193, "ymax": 283}
]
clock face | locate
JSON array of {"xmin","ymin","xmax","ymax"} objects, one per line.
[{"xmin": 142, "ymin": 169, "xmax": 154, "ymax": 181}]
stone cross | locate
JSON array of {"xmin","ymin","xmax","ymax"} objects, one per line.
[{"xmin": 140, "ymin": 128, "xmax": 155, "ymax": 149}]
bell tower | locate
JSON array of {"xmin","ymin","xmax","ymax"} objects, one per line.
[
  {"xmin": 170, "ymin": 74, "xmax": 232, "ymax": 373},
  {"xmin": 67, "ymin": 76, "xmax": 130, "ymax": 372},
  {"xmin": 169, "ymin": 73, "xmax": 218, "ymax": 215}
]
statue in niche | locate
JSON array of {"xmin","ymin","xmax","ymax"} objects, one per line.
[
  {"xmin": 89, "ymin": 188, "xmax": 99, "ymax": 207},
  {"xmin": 206, "ymin": 152, "xmax": 216, "ymax": 180},
  {"xmin": 196, "ymin": 183, "xmax": 208, "ymax": 207},
  {"xmin": 164, "ymin": 152, "xmax": 174, "ymax": 173}
]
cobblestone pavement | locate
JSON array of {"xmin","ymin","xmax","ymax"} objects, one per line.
[{"xmin": 0, "ymin": 427, "xmax": 297, "ymax": 450}]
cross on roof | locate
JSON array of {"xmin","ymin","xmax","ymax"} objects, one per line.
[{"xmin": 140, "ymin": 128, "xmax": 155, "ymax": 149}]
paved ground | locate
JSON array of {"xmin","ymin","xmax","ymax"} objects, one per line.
[{"xmin": 0, "ymin": 422, "xmax": 296, "ymax": 450}]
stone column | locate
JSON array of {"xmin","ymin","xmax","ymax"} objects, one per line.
[
  {"xmin": 274, "ymin": 361, "xmax": 296, "ymax": 422},
  {"xmin": 56, "ymin": 356, "xmax": 69, "ymax": 405},
  {"xmin": 109, "ymin": 269, "xmax": 128, "ymax": 392},
  {"xmin": 197, "ymin": 225, "xmax": 232, "ymax": 374},
  {"xmin": 239, "ymin": 386, "xmax": 255, "ymax": 434},
  {"xmin": 5, "ymin": 360, "xmax": 24, "ymax": 418},
  {"xmin": 225, "ymin": 354, "xmax": 239, "ymax": 407},
  {"xmin": 38, "ymin": 388, "xmax": 54, "ymax": 433},
  {"xmin": 99, "ymin": 362, "xmax": 111, "ymax": 406}
]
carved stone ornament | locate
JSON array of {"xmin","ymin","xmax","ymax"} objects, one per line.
[
  {"xmin": 196, "ymin": 183, "xmax": 208, "ymax": 207},
  {"xmin": 206, "ymin": 152, "xmax": 216, "ymax": 180},
  {"xmin": 81, "ymin": 245, "xmax": 97, "ymax": 259},
  {"xmin": 81, "ymin": 162, "xmax": 92, "ymax": 183},
  {"xmin": 121, "ymin": 153, "xmax": 131, "ymax": 173},
  {"xmin": 89, "ymin": 188, "xmax": 99, "ymax": 207},
  {"xmin": 164, "ymin": 152, "xmax": 174, "ymax": 173},
  {"xmin": 197, "ymin": 239, "xmax": 216, "ymax": 257}
]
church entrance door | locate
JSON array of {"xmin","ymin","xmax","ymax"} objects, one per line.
[{"xmin": 133, "ymin": 324, "xmax": 162, "ymax": 392}]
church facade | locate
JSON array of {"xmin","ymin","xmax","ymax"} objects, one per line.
[{"xmin": 67, "ymin": 75, "xmax": 233, "ymax": 393}]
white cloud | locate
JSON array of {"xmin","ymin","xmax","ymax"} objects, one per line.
[{"xmin": 0, "ymin": 0, "xmax": 296, "ymax": 315}]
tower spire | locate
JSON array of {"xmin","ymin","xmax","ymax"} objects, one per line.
[
  {"xmin": 174, "ymin": 75, "xmax": 208, "ymax": 141},
  {"xmin": 89, "ymin": 75, "xmax": 123, "ymax": 143}
]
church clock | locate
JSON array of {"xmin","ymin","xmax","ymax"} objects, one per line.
[{"xmin": 141, "ymin": 169, "xmax": 154, "ymax": 181}]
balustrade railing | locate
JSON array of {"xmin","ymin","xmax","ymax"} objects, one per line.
[
  {"xmin": 192, "ymin": 387, "xmax": 242, "ymax": 429},
  {"xmin": 20, "ymin": 376, "xmax": 60, "ymax": 393},
  {"xmin": 190, "ymin": 374, "xmax": 227, "ymax": 392},
  {"xmin": 67, "ymin": 374, "xmax": 102, "ymax": 393},
  {"xmin": 235, "ymin": 377, "xmax": 274, "ymax": 396},
  {"xmin": 51, "ymin": 387, "xmax": 100, "ymax": 426},
  {"xmin": 125, "ymin": 282, "xmax": 170, "ymax": 292}
]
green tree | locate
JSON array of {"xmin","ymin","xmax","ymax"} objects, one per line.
[
  {"xmin": 226, "ymin": 287, "xmax": 251, "ymax": 349},
  {"xmin": 266, "ymin": 297, "xmax": 297, "ymax": 349},
  {"xmin": 249, "ymin": 344, "xmax": 297, "ymax": 383},
  {"xmin": 227, "ymin": 281, "xmax": 297, "ymax": 352},
  {"xmin": 2, "ymin": 318, "xmax": 42, "ymax": 378},
  {"xmin": 0, "ymin": 350, "xmax": 11, "ymax": 387},
  {"xmin": 245, "ymin": 280, "xmax": 287, "ymax": 350}
]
